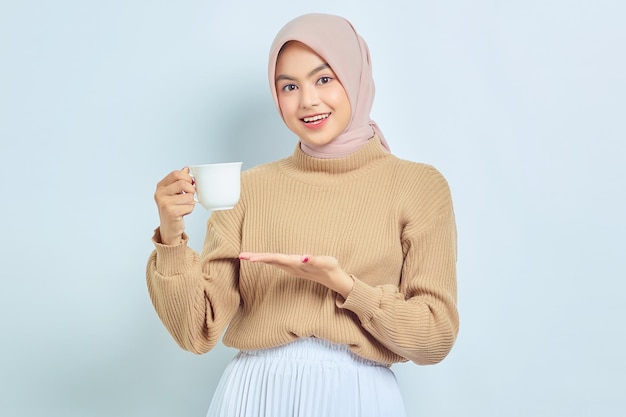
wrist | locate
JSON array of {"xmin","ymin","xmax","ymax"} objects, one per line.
[
  {"xmin": 157, "ymin": 227, "xmax": 183, "ymax": 246},
  {"xmin": 331, "ymin": 271, "xmax": 354, "ymax": 298}
]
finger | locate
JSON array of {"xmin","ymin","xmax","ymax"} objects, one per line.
[
  {"xmin": 239, "ymin": 252, "xmax": 277, "ymax": 262},
  {"xmin": 166, "ymin": 191, "xmax": 196, "ymax": 205},
  {"xmin": 238, "ymin": 252, "xmax": 283, "ymax": 263},
  {"xmin": 239, "ymin": 252, "xmax": 280, "ymax": 260},
  {"xmin": 182, "ymin": 166, "xmax": 196, "ymax": 186},
  {"xmin": 156, "ymin": 191, "xmax": 195, "ymax": 217},
  {"xmin": 156, "ymin": 180, "xmax": 196, "ymax": 202},
  {"xmin": 158, "ymin": 195, "xmax": 195, "ymax": 215},
  {"xmin": 157, "ymin": 168, "xmax": 194, "ymax": 189},
  {"xmin": 239, "ymin": 253, "xmax": 308, "ymax": 266},
  {"xmin": 173, "ymin": 178, "xmax": 196, "ymax": 195}
]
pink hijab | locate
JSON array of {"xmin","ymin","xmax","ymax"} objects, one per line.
[{"xmin": 268, "ymin": 13, "xmax": 390, "ymax": 158}]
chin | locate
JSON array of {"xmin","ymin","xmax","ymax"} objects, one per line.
[{"xmin": 301, "ymin": 138, "xmax": 335, "ymax": 147}]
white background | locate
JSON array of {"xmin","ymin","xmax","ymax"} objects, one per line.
[{"xmin": 1, "ymin": 1, "xmax": 625, "ymax": 416}]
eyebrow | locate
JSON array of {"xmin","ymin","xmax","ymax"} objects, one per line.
[{"xmin": 275, "ymin": 63, "xmax": 331, "ymax": 82}]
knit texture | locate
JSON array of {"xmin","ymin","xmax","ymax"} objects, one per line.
[{"xmin": 146, "ymin": 137, "xmax": 458, "ymax": 366}]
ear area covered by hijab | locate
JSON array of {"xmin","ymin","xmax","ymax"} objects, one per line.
[{"xmin": 268, "ymin": 13, "xmax": 391, "ymax": 158}]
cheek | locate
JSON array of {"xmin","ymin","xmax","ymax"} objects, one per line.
[
  {"xmin": 277, "ymin": 95, "xmax": 296, "ymax": 118},
  {"xmin": 277, "ymin": 97, "xmax": 301, "ymax": 133},
  {"xmin": 329, "ymin": 87, "xmax": 351, "ymax": 115},
  {"xmin": 332, "ymin": 94, "xmax": 352, "ymax": 124}
]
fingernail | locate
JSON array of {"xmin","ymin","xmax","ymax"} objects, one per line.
[
  {"xmin": 191, "ymin": 178, "xmax": 195, "ymax": 185},
  {"xmin": 302, "ymin": 257, "xmax": 309, "ymax": 263}
]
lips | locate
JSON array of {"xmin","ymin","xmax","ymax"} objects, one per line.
[{"xmin": 301, "ymin": 113, "xmax": 330, "ymax": 124}]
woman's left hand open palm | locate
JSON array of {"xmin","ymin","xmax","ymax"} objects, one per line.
[{"xmin": 238, "ymin": 252, "xmax": 354, "ymax": 298}]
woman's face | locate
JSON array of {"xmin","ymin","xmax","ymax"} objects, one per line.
[{"xmin": 275, "ymin": 41, "xmax": 351, "ymax": 147}]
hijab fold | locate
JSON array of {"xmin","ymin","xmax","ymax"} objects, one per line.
[{"xmin": 268, "ymin": 13, "xmax": 390, "ymax": 158}]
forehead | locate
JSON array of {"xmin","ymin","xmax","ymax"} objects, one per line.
[{"xmin": 275, "ymin": 41, "xmax": 329, "ymax": 72}]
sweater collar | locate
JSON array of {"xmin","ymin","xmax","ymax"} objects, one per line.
[{"xmin": 285, "ymin": 136, "xmax": 390, "ymax": 176}]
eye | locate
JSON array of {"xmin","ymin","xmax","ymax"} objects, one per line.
[
  {"xmin": 281, "ymin": 83, "xmax": 298, "ymax": 92},
  {"xmin": 317, "ymin": 76, "xmax": 332, "ymax": 85}
]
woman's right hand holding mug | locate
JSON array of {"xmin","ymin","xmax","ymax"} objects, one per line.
[{"xmin": 154, "ymin": 167, "xmax": 196, "ymax": 245}]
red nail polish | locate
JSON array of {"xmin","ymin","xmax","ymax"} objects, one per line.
[{"xmin": 302, "ymin": 257, "xmax": 309, "ymax": 263}]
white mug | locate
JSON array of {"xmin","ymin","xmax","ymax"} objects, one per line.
[{"xmin": 189, "ymin": 162, "xmax": 242, "ymax": 210}]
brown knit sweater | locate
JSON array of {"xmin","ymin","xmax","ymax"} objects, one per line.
[{"xmin": 146, "ymin": 137, "xmax": 458, "ymax": 366}]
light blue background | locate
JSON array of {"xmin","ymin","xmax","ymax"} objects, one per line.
[{"xmin": 1, "ymin": 1, "xmax": 625, "ymax": 416}]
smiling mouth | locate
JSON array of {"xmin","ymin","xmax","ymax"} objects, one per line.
[{"xmin": 302, "ymin": 113, "xmax": 330, "ymax": 124}]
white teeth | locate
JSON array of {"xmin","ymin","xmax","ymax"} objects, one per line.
[{"xmin": 303, "ymin": 113, "xmax": 329, "ymax": 123}]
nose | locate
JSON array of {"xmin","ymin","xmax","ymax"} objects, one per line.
[{"xmin": 300, "ymin": 85, "xmax": 320, "ymax": 108}]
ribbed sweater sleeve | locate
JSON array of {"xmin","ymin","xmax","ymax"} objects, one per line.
[
  {"xmin": 337, "ymin": 165, "xmax": 458, "ymax": 365},
  {"xmin": 146, "ymin": 209, "xmax": 242, "ymax": 354}
]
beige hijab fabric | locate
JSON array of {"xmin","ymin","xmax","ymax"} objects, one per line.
[{"xmin": 268, "ymin": 13, "xmax": 390, "ymax": 158}]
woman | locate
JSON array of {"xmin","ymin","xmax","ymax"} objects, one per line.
[{"xmin": 148, "ymin": 13, "xmax": 458, "ymax": 417}]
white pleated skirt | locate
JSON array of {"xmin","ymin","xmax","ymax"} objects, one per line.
[{"xmin": 206, "ymin": 338, "xmax": 407, "ymax": 417}]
